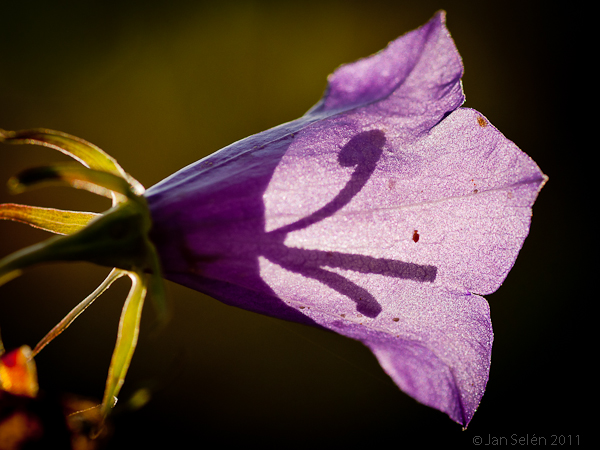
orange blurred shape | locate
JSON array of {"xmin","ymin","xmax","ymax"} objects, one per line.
[{"xmin": 0, "ymin": 346, "xmax": 38, "ymax": 398}]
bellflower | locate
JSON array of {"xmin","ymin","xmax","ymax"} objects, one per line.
[{"xmin": 0, "ymin": 11, "xmax": 545, "ymax": 427}]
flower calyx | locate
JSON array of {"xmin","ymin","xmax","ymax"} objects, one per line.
[{"xmin": 0, "ymin": 128, "xmax": 167, "ymax": 418}]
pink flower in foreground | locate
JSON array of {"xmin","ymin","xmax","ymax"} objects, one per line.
[{"xmin": 0, "ymin": 11, "xmax": 545, "ymax": 427}]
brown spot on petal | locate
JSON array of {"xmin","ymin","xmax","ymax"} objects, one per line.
[
  {"xmin": 393, "ymin": 318, "xmax": 400, "ymax": 322},
  {"xmin": 340, "ymin": 314, "xmax": 345, "ymax": 318},
  {"xmin": 412, "ymin": 230, "xmax": 420, "ymax": 243},
  {"xmin": 477, "ymin": 116, "xmax": 487, "ymax": 127},
  {"xmin": 299, "ymin": 306, "xmax": 305, "ymax": 309},
  {"xmin": 471, "ymin": 179, "xmax": 478, "ymax": 194}
]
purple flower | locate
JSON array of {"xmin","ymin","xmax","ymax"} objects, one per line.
[
  {"xmin": 144, "ymin": 11, "xmax": 545, "ymax": 426},
  {"xmin": 0, "ymin": 11, "xmax": 545, "ymax": 427}
]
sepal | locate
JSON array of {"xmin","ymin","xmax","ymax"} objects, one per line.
[{"xmin": 0, "ymin": 128, "xmax": 166, "ymax": 419}]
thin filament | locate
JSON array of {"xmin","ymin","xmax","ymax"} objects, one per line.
[{"xmin": 31, "ymin": 269, "xmax": 127, "ymax": 357}]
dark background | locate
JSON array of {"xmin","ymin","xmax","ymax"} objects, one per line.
[{"xmin": 0, "ymin": 0, "xmax": 585, "ymax": 447}]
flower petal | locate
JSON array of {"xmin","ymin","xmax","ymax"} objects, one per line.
[
  {"xmin": 310, "ymin": 11, "xmax": 464, "ymax": 119},
  {"xmin": 365, "ymin": 290, "xmax": 492, "ymax": 426},
  {"xmin": 144, "ymin": 12, "xmax": 545, "ymax": 426}
]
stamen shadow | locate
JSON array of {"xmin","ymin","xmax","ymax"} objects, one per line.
[{"xmin": 262, "ymin": 130, "xmax": 437, "ymax": 318}]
